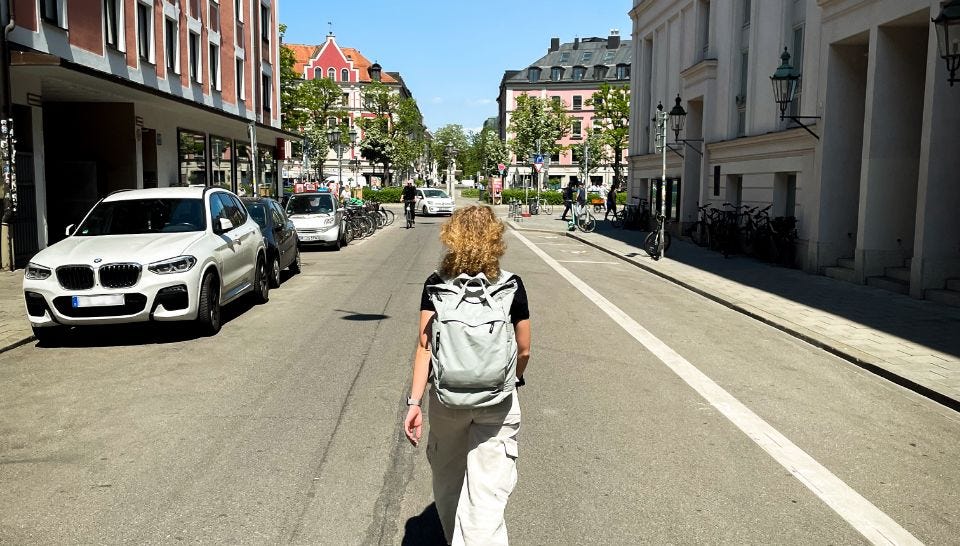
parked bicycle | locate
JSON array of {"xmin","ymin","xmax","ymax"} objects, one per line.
[
  {"xmin": 571, "ymin": 202, "xmax": 596, "ymax": 233},
  {"xmin": 643, "ymin": 211, "xmax": 672, "ymax": 260}
]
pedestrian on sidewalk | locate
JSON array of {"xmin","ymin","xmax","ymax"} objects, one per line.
[
  {"xmin": 605, "ymin": 182, "xmax": 618, "ymax": 221},
  {"xmin": 403, "ymin": 206, "xmax": 532, "ymax": 546},
  {"xmin": 560, "ymin": 181, "xmax": 574, "ymax": 220}
]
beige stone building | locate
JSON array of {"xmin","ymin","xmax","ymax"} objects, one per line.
[{"xmin": 628, "ymin": 0, "xmax": 960, "ymax": 305}]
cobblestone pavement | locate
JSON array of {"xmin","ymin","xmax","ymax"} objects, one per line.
[
  {"xmin": 0, "ymin": 271, "xmax": 30, "ymax": 351},
  {"xmin": 499, "ymin": 203, "xmax": 960, "ymax": 410}
]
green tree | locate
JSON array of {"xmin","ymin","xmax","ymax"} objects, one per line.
[
  {"xmin": 278, "ymin": 24, "xmax": 305, "ymax": 133},
  {"xmin": 507, "ymin": 94, "xmax": 572, "ymax": 169},
  {"xmin": 358, "ymin": 81, "xmax": 424, "ymax": 185},
  {"xmin": 588, "ymin": 83, "xmax": 630, "ymax": 188},
  {"xmin": 299, "ymin": 77, "xmax": 347, "ymax": 179},
  {"xmin": 464, "ymin": 127, "xmax": 507, "ymax": 179},
  {"xmin": 430, "ymin": 124, "xmax": 470, "ymax": 180},
  {"xmin": 571, "ymin": 133, "xmax": 608, "ymax": 183}
]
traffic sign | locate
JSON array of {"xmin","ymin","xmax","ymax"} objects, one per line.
[
  {"xmin": 534, "ymin": 154, "xmax": 544, "ymax": 165},
  {"xmin": 533, "ymin": 163, "xmax": 543, "ymax": 173}
]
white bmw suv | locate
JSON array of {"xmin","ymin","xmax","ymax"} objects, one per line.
[{"xmin": 22, "ymin": 186, "xmax": 269, "ymax": 343}]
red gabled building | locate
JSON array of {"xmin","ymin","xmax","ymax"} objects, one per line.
[{"xmin": 283, "ymin": 33, "xmax": 417, "ymax": 187}]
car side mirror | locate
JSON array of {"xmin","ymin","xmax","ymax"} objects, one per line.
[
  {"xmin": 218, "ymin": 218, "xmax": 234, "ymax": 233},
  {"xmin": 65, "ymin": 224, "xmax": 75, "ymax": 236}
]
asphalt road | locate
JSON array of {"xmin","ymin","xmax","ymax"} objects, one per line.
[{"xmin": 1, "ymin": 213, "xmax": 958, "ymax": 545}]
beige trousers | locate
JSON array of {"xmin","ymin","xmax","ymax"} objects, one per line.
[{"xmin": 427, "ymin": 389, "xmax": 521, "ymax": 546}]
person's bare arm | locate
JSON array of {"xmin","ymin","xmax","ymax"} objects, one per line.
[
  {"xmin": 403, "ymin": 310, "xmax": 434, "ymax": 446},
  {"xmin": 514, "ymin": 319, "xmax": 531, "ymax": 379}
]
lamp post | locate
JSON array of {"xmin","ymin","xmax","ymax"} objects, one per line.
[
  {"xmin": 655, "ymin": 101, "xmax": 668, "ymax": 258},
  {"xmin": 933, "ymin": 0, "xmax": 960, "ymax": 86},
  {"xmin": 445, "ymin": 144, "xmax": 457, "ymax": 197},
  {"xmin": 666, "ymin": 95, "xmax": 704, "ymax": 157},
  {"xmin": 770, "ymin": 47, "xmax": 821, "ymax": 139},
  {"xmin": 326, "ymin": 126, "xmax": 342, "ymax": 189}
]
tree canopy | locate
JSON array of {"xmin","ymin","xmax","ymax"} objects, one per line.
[
  {"xmin": 507, "ymin": 94, "xmax": 572, "ymax": 166},
  {"xmin": 588, "ymin": 83, "xmax": 630, "ymax": 187},
  {"xmin": 357, "ymin": 81, "xmax": 424, "ymax": 185}
]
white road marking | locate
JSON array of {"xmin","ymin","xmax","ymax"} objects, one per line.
[
  {"xmin": 511, "ymin": 230, "xmax": 923, "ymax": 546},
  {"xmin": 555, "ymin": 260, "xmax": 620, "ymax": 265}
]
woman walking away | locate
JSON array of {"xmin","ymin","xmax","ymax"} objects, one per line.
[{"xmin": 403, "ymin": 205, "xmax": 531, "ymax": 546}]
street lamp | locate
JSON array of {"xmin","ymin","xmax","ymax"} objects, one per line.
[
  {"xmin": 445, "ymin": 144, "xmax": 457, "ymax": 197},
  {"xmin": 666, "ymin": 94, "xmax": 703, "ymax": 157},
  {"xmin": 933, "ymin": 0, "xmax": 960, "ymax": 86},
  {"xmin": 327, "ymin": 126, "xmax": 343, "ymax": 189},
  {"xmin": 770, "ymin": 47, "xmax": 820, "ymax": 139}
]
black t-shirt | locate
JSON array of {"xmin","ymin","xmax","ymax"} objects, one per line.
[
  {"xmin": 420, "ymin": 272, "xmax": 530, "ymax": 324},
  {"xmin": 402, "ymin": 185, "xmax": 417, "ymax": 201}
]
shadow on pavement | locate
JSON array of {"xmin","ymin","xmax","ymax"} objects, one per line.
[
  {"xmin": 401, "ymin": 503, "xmax": 446, "ymax": 546},
  {"xmin": 584, "ymin": 220, "xmax": 960, "ymax": 358},
  {"xmin": 334, "ymin": 309, "xmax": 390, "ymax": 321}
]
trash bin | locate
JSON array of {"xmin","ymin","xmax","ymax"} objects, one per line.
[{"xmin": 527, "ymin": 198, "xmax": 539, "ymax": 215}]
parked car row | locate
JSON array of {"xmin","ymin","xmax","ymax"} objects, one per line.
[{"xmin": 22, "ymin": 186, "xmax": 305, "ymax": 344}]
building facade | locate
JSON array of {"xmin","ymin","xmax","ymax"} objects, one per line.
[
  {"xmin": 629, "ymin": 0, "xmax": 960, "ymax": 305},
  {"xmin": 497, "ymin": 32, "xmax": 632, "ymax": 189},
  {"xmin": 285, "ymin": 33, "xmax": 419, "ymax": 187},
  {"xmin": 0, "ymin": 0, "xmax": 295, "ymax": 268}
]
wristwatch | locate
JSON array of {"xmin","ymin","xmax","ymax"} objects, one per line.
[{"xmin": 406, "ymin": 397, "xmax": 421, "ymax": 407}]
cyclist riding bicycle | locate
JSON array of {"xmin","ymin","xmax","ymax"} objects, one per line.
[{"xmin": 401, "ymin": 180, "xmax": 417, "ymax": 226}]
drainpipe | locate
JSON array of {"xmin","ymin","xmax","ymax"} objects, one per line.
[{"xmin": 1, "ymin": 0, "xmax": 16, "ymax": 270}]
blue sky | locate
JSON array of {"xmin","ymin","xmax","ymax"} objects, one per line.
[{"xmin": 280, "ymin": 0, "xmax": 632, "ymax": 133}]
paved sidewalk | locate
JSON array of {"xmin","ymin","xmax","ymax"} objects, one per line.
[
  {"xmin": 0, "ymin": 270, "xmax": 31, "ymax": 352},
  {"xmin": 500, "ymin": 204, "xmax": 960, "ymax": 411}
]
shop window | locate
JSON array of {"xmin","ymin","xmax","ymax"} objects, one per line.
[
  {"xmin": 236, "ymin": 143, "xmax": 253, "ymax": 196},
  {"xmin": 210, "ymin": 136, "xmax": 234, "ymax": 191},
  {"xmin": 178, "ymin": 130, "xmax": 207, "ymax": 186},
  {"xmin": 258, "ymin": 145, "xmax": 277, "ymax": 198}
]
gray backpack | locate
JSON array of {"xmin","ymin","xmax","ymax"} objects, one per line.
[{"xmin": 427, "ymin": 271, "xmax": 519, "ymax": 409}]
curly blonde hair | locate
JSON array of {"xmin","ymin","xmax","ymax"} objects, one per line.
[{"xmin": 439, "ymin": 206, "xmax": 505, "ymax": 280}]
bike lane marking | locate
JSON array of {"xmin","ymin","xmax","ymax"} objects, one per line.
[{"xmin": 511, "ymin": 229, "xmax": 923, "ymax": 546}]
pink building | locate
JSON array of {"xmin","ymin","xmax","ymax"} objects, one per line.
[
  {"xmin": 497, "ymin": 31, "xmax": 631, "ymax": 189},
  {"xmin": 1, "ymin": 0, "xmax": 297, "ymax": 265}
]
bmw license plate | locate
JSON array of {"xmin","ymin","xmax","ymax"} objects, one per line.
[{"xmin": 72, "ymin": 295, "xmax": 125, "ymax": 308}]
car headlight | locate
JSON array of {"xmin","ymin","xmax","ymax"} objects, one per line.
[
  {"xmin": 25, "ymin": 262, "xmax": 52, "ymax": 280},
  {"xmin": 148, "ymin": 255, "xmax": 197, "ymax": 275}
]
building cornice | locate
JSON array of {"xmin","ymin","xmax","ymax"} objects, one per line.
[
  {"xmin": 707, "ymin": 128, "xmax": 817, "ymax": 163},
  {"xmin": 680, "ymin": 59, "xmax": 718, "ymax": 88},
  {"xmin": 816, "ymin": 0, "xmax": 872, "ymax": 24}
]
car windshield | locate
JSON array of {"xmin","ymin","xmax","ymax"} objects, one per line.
[
  {"xmin": 287, "ymin": 194, "xmax": 335, "ymax": 215},
  {"xmin": 422, "ymin": 189, "xmax": 449, "ymax": 199},
  {"xmin": 246, "ymin": 203, "xmax": 268, "ymax": 228},
  {"xmin": 75, "ymin": 198, "xmax": 206, "ymax": 235}
]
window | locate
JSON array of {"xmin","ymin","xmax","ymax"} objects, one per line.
[
  {"xmin": 572, "ymin": 95, "xmax": 582, "ymax": 110},
  {"xmin": 209, "ymin": 1, "xmax": 220, "ymax": 32},
  {"xmin": 615, "ymin": 63, "xmax": 630, "ymax": 80},
  {"xmin": 737, "ymin": 50, "xmax": 748, "ymax": 136},
  {"xmin": 550, "ymin": 151, "xmax": 560, "ymax": 163},
  {"xmin": 550, "ymin": 66, "xmax": 563, "ymax": 81},
  {"xmin": 137, "ymin": 2, "xmax": 154, "ymax": 63},
  {"xmin": 209, "ymin": 43, "xmax": 221, "ymax": 90},
  {"xmin": 572, "ymin": 66, "xmax": 586, "ymax": 81},
  {"xmin": 551, "ymin": 96, "xmax": 561, "ymax": 108},
  {"xmin": 789, "ymin": 26, "xmax": 805, "ymax": 117},
  {"xmin": 593, "ymin": 64, "xmax": 608, "ymax": 80},
  {"xmin": 341, "ymin": 68, "xmax": 349, "ymax": 82},
  {"xmin": 262, "ymin": 74, "xmax": 272, "ymax": 115},
  {"xmin": 189, "ymin": 32, "xmax": 201, "ymax": 83},
  {"xmin": 40, "ymin": 0, "xmax": 64, "ymax": 27},
  {"xmin": 190, "ymin": 0, "xmax": 201, "ymax": 19},
  {"xmin": 313, "ymin": 67, "xmax": 321, "ymax": 79},
  {"xmin": 327, "ymin": 67, "xmax": 336, "ymax": 80},
  {"xmin": 581, "ymin": 51, "xmax": 593, "ymax": 63},
  {"xmin": 602, "ymin": 50, "xmax": 616, "ymax": 63},
  {"xmin": 210, "ymin": 136, "xmax": 234, "ymax": 191},
  {"xmin": 236, "ymin": 58, "xmax": 245, "ymax": 100},
  {"xmin": 572, "ymin": 119, "xmax": 582, "ymax": 138},
  {"xmin": 235, "ymin": 0, "xmax": 244, "ymax": 47},
  {"xmin": 104, "ymin": 0, "xmax": 122, "ymax": 49},
  {"xmin": 527, "ymin": 67, "xmax": 541, "ymax": 82},
  {"xmin": 559, "ymin": 51, "xmax": 570, "ymax": 63},
  {"xmin": 260, "ymin": 5, "xmax": 270, "ymax": 43},
  {"xmin": 698, "ymin": 0, "xmax": 711, "ymax": 59},
  {"xmin": 178, "ymin": 130, "xmax": 207, "ymax": 186},
  {"xmin": 235, "ymin": 0, "xmax": 243, "ymax": 20},
  {"xmin": 165, "ymin": 18, "xmax": 179, "ymax": 73}
]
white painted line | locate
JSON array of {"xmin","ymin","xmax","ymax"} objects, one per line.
[
  {"xmin": 511, "ymin": 230, "xmax": 923, "ymax": 546},
  {"xmin": 555, "ymin": 260, "xmax": 621, "ymax": 265}
]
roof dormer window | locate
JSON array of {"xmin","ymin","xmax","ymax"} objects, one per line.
[
  {"xmin": 572, "ymin": 66, "xmax": 586, "ymax": 81},
  {"xmin": 527, "ymin": 66, "xmax": 541, "ymax": 82},
  {"xmin": 593, "ymin": 64, "xmax": 609, "ymax": 80},
  {"xmin": 616, "ymin": 63, "xmax": 630, "ymax": 80},
  {"xmin": 550, "ymin": 66, "xmax": 564, "ymax": 81}
]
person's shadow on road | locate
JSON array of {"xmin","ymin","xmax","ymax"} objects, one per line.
[{"xmin": 402, "ymin": 503, "xmax": 446, "ymax": 546}]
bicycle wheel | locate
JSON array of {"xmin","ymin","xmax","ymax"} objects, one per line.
[
  {"xmin": 578, "ymin": 213, "xmax": 596, "ymax": 233},
  {"xmin": 383, "ymin": 208, "xmax": 395, "ymax": 226},
  {"xmin": 541, "ymin": 202, "xmax": 553, "ymax": 215},
  {"xmin": 644, "ymin": 231, "xmax": 662, "ymax": 260}
]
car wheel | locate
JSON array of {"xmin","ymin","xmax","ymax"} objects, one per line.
[
  {"xmin": 196, "ymin": 272, "xmax": 222, "ymax": 336},
  {"xmin": 289, "ymin": 248, "xmax": 302, "ymax": 274},
  {"xmin": 252, "ymin": 254, "xmax": 270, "ymax": 304},
  {"xmin": 269, "ymin": 256, "xmax": 281, "ymax": 288},
  {"xmin": 32, "ymin": 326, "xmax": 64, "ymax": 347}
]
